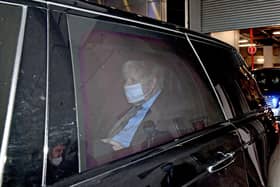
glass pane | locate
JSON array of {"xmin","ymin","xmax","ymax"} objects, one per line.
[
  {"xmin": 102, "ymin": 0, "xmax": 147, "ymax": 17},
  {"xmin": 3, "ymin": 8, "xmax": 46, "ymax": 186},
  {"xmin": 147, "ymin": 1, "xmax": 162, "ymax": 20},
  {"xmin": 68, "ymin": 14, "xmax": 224, "ymax": 170},
  {"xmin": 191, "ymin": 41, "xmax": 264, "ymax": 115},
  {"xmin": 0, "ymin": 3, "xmax": 22, "ymax": 146}
]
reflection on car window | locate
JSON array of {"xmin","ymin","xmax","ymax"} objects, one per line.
[
  {"xmin": 46, "ymin": 12, "xmax": 78, "ymax": 185},
  {"xmin": 272, "ymin": 76, "xmax": 279, "ymax": 84},
  {"xmin": 68, "ymin": 14, "xmax": 225, "ymax": 170},
  {"xmin": 3, "ymin": 8, "xmax": 46, "ymax": 187},
  {"xmin": 191, "ymin": 41, "xmax": 264, "ymax": 115},
  {"xmin": 253, "ymin": 69, "xmax": 280, "ymax": 93},
  {"xmin": 0, "ymin": 4, "xmax": 22, "ymax": 146},
  {"xmin": 238, "ymin": 65, "xmax": 263, "ymax": 110}
]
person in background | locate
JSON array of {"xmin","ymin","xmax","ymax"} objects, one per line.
[
  {"xmin": 47, "ymin": 139, "xmax": 78, "ymax": 185},
  {"xmin": 48, "ymin": 144, "xmax": 65, "ymax": 167}
]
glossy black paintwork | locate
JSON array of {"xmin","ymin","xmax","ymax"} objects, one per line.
[
  {"xmin": 1, "ymin": 1, "xmax": 277, "ymax": 187},
  {"xmin": 53, "ymin": 123, "xmax": 243, "ymax": 186},
  {"xmin": 189, "ymin": 34, "xmax": 277, "ymax": 186}
]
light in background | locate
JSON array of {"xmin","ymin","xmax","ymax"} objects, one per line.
[
  {"xmin": 273, "ymin": 31, "xmax": 280, "ymax": 35},
  {"xmin": 239, "ymin": 39, "xmax": 248, "ymax": 43},
  {"xmin": 239, "ymin": 43, "xmax": 256, "ymax": 47}
]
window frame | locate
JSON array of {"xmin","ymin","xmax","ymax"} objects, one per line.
[
  {"xmin": 66, "ymin": 11, "xmax": 227, "ymax": 170},
  {"xmin": 185, "ymin": 33, "xmax": 228, "ymax": 120},
  {"xmin": 64, "ymin": 9, "xmax": 190, "ymax": 174},
  {"xmin": 188, "ymin": 36, "xmax": 263, "ymax": 118},
  {"xmin": 43, "ymin": 2, "xmax": 234, "ymax": 185}
]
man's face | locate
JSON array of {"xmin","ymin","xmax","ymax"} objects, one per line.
[
  {"xmin": 49, "ymin": 144, "xmax": 65, "ymax": 166},
  {"xmin": 123, "ymin": 75, "xmax": 156, "ymax": 105},
  {"xmin": 123, "ymin": 74, "xmax": 145, "ymax": 104},
  {"xmin": 50, "ymin": 144, "xmax": 65, "ymax": 159},
  {"xmin": 122, "ymin": 61, "xmax": 158, "ymax": 104}
]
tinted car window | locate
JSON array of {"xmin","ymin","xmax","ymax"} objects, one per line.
[
  {"xmin": 67, "ymin": 14, "xmax": 225, "ymax": 170},
  {"xmin": 190, "ymin": 39, "xmax": 264, "ymax": 116},
  {"xmin": 46, "ymin": 12, "xmax": 78, "ymax": 185},
  {"xmin": 0, "ymin": 3, "xmax": 23, "ymax": 145},
  {"xmin": 3, "ymin": 8, "xmax": 46, "ymax": 186}
]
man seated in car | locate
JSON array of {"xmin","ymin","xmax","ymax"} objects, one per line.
[
  {"xmin": 102, "ymin": 60, "xmax": 172, "ymax": 151},
  {"xmin": 90, "ymin": 60, "xmax": 181, "ymax": 165}
]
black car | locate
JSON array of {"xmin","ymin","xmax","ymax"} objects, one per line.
[
  {"xmin": 252, "ymin": 68, "xmax": 280, "ymax": 121},
  {"xmin": 0, "ymin": 0, "xmax": 277, "ymax": 186}
]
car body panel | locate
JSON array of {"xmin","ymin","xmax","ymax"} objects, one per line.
[{"xmin": 0, "ymin": 1, "xmax": 277, "ymax": 187}]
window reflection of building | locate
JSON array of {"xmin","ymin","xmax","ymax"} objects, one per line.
[
  {"xmin": 239, "ymin": 66, "xmax": 264, "ymax": 109},
  {"xmin": 89, "ymin": 0, "xmax": 167, "ymax": 21}
]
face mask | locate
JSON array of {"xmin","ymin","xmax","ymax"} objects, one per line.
[
  {"xmin": 51, "ymin": 156, "xmax": 63, "ymax": 166},
  {"xmin": 124, "ymin": 83, "xmax": 145, "ymax": 103}
]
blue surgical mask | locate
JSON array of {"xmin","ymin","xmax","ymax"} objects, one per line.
[{"xmin": 124, "ymin": 83, "xmax": 145, "ymax": 103}]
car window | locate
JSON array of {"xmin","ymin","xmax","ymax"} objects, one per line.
[
  {"xmin": 67, "ymin": 14, "xmax": 225, "ymax": 170},
  {"xmin": 190, "ymin": 39, "xmax": 264, "ymax": 116},
  {"xmin": 235, "ymin": 53, "xmax": 265, "ymax": 110},
  {"xmin": 0, "ymin": 3, "xmax": 23, "ymax": 146},
  {"xmin": 3, "ymin": 7, "xmax": 46, "ymax": 187},
  {"xmin": 253, "ymin": 69, "xmax": 280, "ymax": 94}
]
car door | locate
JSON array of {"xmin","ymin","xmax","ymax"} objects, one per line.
[
  {"xmin": 43, "ymin": 4, "xmax": 250, "ymax": 186},
  {"xmin": 189, "ymin": 35, "xmax": 277, "ymax": 187},
  {"xmin": 56, "ymin": 125, "xmax": 248, "ymax": 187}
]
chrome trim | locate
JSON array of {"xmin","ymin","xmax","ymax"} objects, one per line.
[
  {"xmin": 0, "ymin": 0, "xmax": 25, "ymax": 6},
  {"xmin": 41, "ymin": 9, "xmax": 50, "ymax": 187},
  {"xmin": 66, "ymin": 16, "xmax": 82, "ymax": 173},
  {"xmin": 0, "ymin": 5, "xmax": 27, "ymax": 186},
  {"xmin": 185, "ymin": 33, "xmax": 228, "ymax": 120},
  {"xmin": 34, "ymin": 0, "xmax": 183, "ymax": 35},
  {"xmin": 207, "ymin": 152, "xmax": 235, "ymax": 173},
  {"xmin": 187, "ymin": 33, "xmax": 232, "ymax": 50},
  {"xmin": 33, "ymin": 0, "xmax": 46, "ymax": 3},
  {"xmin": 40, "ymin": 0, "xmax": 184, "ymax": 172}
]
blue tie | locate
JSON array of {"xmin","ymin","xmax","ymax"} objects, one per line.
[{"xmin": 112, "ymin": 91, "xmax": 161, "ymax": 148}]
